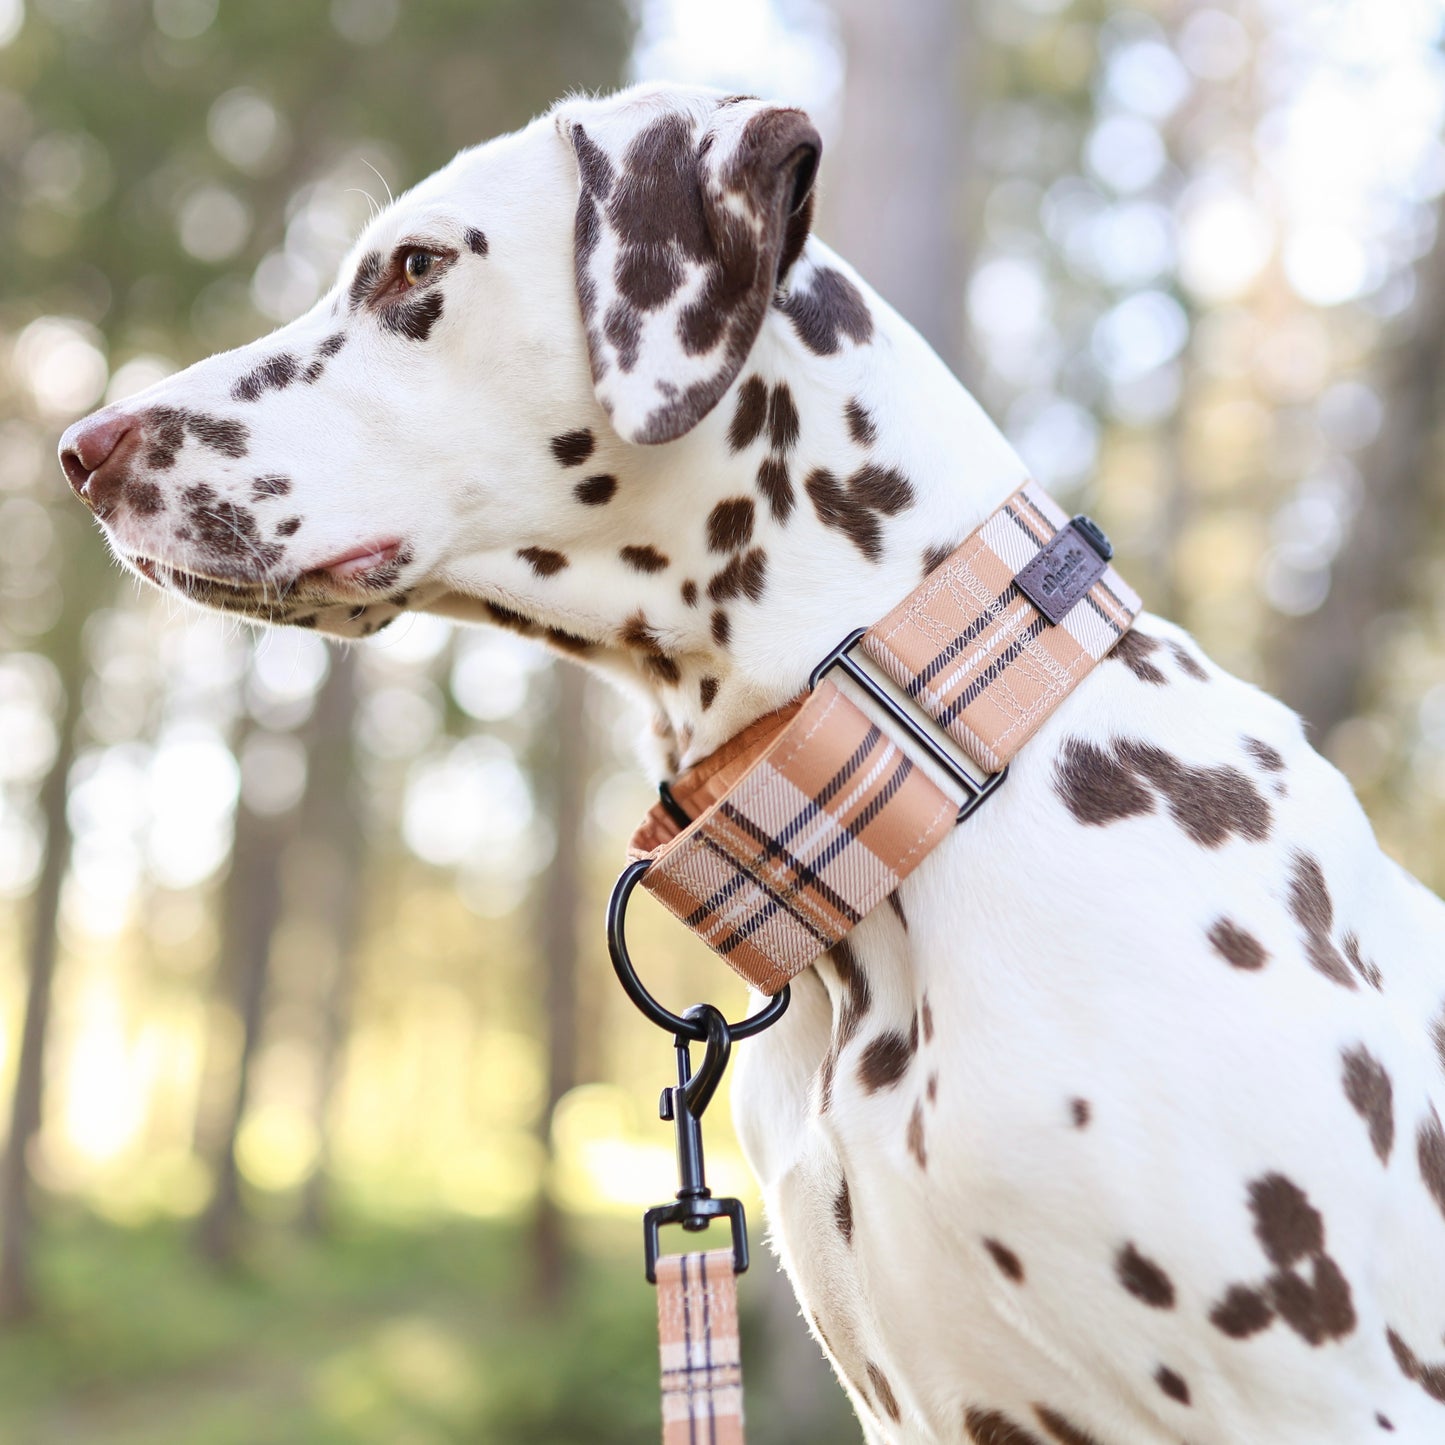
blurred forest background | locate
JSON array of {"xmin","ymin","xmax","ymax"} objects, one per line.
[{"xmin": 2, "ymin": 0, "xmax": 1445, "ymax": 1439}]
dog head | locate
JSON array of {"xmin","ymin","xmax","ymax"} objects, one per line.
[{"xmin": 58, "ymin": 83, "xmax": 822, "ymax": 650}]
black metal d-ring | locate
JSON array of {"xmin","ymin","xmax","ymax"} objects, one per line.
[{"xmin": 606, "ymin": 859, "xmax": 790, "ymax": 1042}]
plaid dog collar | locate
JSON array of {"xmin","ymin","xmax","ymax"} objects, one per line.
[{"xmin": 627, "ymin": 480, "xmax": 1142, "ymax": 995}]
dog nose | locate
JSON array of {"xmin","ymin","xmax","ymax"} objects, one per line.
[{"xmin": 59, "ymin": 410, "xmax": 135, "ymax": 516}]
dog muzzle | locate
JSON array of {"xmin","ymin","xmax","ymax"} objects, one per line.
[{"xmin": 627, "ymin": 480, "xmax": 1142, "ymax": 995}]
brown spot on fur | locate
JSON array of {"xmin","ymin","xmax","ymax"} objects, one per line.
[
  {"xmin": 906, "ymin": 1101, "xmax": 927, "ymax": 1168},
  {"xmin": 250, "ymin": 474, "xmax": 291, "ymax": 500},
  {"xmin": 706, "ymin": 497, "xmax": 756, "ymax": 553},
  {"xmin": 517, "ymin": 546, "xmax": 567, "ymax": 578},
  {"xmin": 1116, "ymin": 740, "xmax": 1271, "ymax": 847},
  {"xmin": 845, "ymin": 396, "xmax": 877, "ymax": 446},
  {"xmin": 485, "ymin": 602, "xmax": 538, "ymax": 635},
  {"xmin": 1054, "ymin": 739, "xmax": 1155, "ymax": 827},
  {"xmin": 545, "ymin": 627, "xmax": 592, "ymax": 655},
  {"xmin": 128, "ymin": 481, "xmax": 164, "ymax": 515},
  {"xmin": 920, "ymin": 995, "xmax": 932, "ymax": 1042},
  {"xmin": 382, "ymin": 289, "xmax": 445, "ymax": 342},
  {"xmin": 1250, "ymin": 1173, "xmax": 1323, "ymax": 1267},
  {"xmin": 1229, "ymin": 1174, "xmax": 1357, "ymax": 1345},
  {"xmin": 866, "ymin": 1363, "xmax": 901, "ymax": 1423},
  {"xmin": 1208, "ymin": 918, "xmax": 1268, "ymax": 971},
  {"xmin": 681, "ymin": 579, "xmax": 698, "ymax": 607},
  {"xmin": 699, "ymin": 676, "xmax": 718, "ymax": 711},
  {"xmin": 232, "ymin": 352, "xmax": 299, "ymax": 402},
  {"xmin": 850, "ymin": 463, "xmax": 913, "ymax": 515},
  {"xmin": 1170, "ymin": 641, "xmax": 1209, "ymax": 680},
  {"xmin": 1271, "ymin": 1253, "xmax": 1356, "ymax": 1345},
  {"xmin": 768, "ymin": 383, "xmax": 800, "ymax": 453},
  {"xmin": 644, "ymin": 653, "xmax": 681, "ymax": 686},
  {"xmin": 318, "ymin": 332, "xmax": 346, "ymax": 359},
  {"xmin": 620, "ymin": 610, "xmax": 664, "ymax": 653},
  {"xmin": 922, "ymin": 541, "xmax": 956, "ymax": 577},
  {"xmin": 183, "ymin": 412, "xmax": 249, "ymax": 458},
  {"xmin": 757, "ymin": 456, "xmax": 794, "ymax": 522},
  {"xmin": 1342, "ymin": 1045, "xmax": 1394, "ymax": 1163},
  {"xmin": 620, "ymin": 544, "xmax": 669, "ymax": 573},
  {"xmin": 1153, "ymin": 1367, "xmax": 1190, "ymax": 1405},
  {"xmin": 780, "ymin": 266, "xmax": 874, "ymax": 355},
  {"xmin": 275, "ymin": 516, "xmax": 301, "ymax": 537},
  {"xmin": 1243, "ymin": 736, "xmax": 1286, "ymax": 771},
  {"xmin": 1287, "ymin": 852, "xmax": 1357, "ymax": 989},
  {"xmin": 728, "ymin": 376, "xmax": 768, "ymax": 452},
  {"xmin": 964, "ymin": 1407, "xmax": 1045, "ymax": 1445},
  {"xmin": 1343, "ymin": 932, "xmax": 1383, "ymax": 991},
  {"xmin": 833, "ymin": 1175, "xmax": 852, "ymax": 1243},
  {"xmin": 804, "ymin": 466, "xmax": 897, "ymax": 562},
  {"xmin": 707, "ymin": 547, "xmax": 767, "ymax": 603},
  {"xmin": 1418, "ymin": 1109, "xmax": 1445, "ymax": 1222},
  {"xmin": 348, "ymin": 251, "xmax": 383, "ymax": 308},
  {"xmin": 1032, "ymin": 1407, "xmax": 1105, "ymax": 1445},
  {"xmin": 574, "ymin": 473, "xmax": 617, "ymax": 505},
  {"xmin": 1112, "ymin": 630, "xmax": 1167, "ymax": 684},
  {"xmin": 1433, "ymin": 1005, "xmax": 1445, "ymax": 1077},
  {"xmin": 550, "ymin": 429, "xmax": 595, "ymax": 468},
  {"xmin": 984, "ymin": 1239, "xmax": 1023, "ymax": 1282},
  {"xmin": 1070, "ymin": 1098, "xmax": 1091, "ymax": 1128},
  {"xmin": 858, "ymin": 1030, "xmax": 911, "ymax": 1093},
  {"xmin": 465, "ymin": 227, "xmax": 489, "ymax": 256},
  {"xmin": 1388, "ymin": 1326, "xmax": 1445, "ymax": 1404},
  {"xmin": 1211, "ymin": 1284, "xmax": 1274, "ymax": 1338},
  {"xmin": 711, "ymin": 609, "xmax": 730, "ymax": 646},
  {"xmin": 1117, "ymin": 1243, "xmax": 1175, "ymax": 1308}
]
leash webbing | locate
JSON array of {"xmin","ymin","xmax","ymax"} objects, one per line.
[
  {"xmin": 656, "ymin": 1248, "xmax": 745, "ymax": 1444},
  {"xmin": 628, "ymin": 479, "xmax": 1141, "ymax": 994}
]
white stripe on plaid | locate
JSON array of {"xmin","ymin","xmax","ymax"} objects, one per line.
[{"xmin": 657, "ymin": 1249, "xmax": 745, "ymax": 1445}]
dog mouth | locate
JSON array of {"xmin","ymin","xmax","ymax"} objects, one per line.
[{"xmin": 127, "ymin": 538, "xmax": 410, "ymax": 619}]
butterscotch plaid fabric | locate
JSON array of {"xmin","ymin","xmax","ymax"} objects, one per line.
[
  {"xmin": 656, "ymin": 1249, "xmax": 744, "ymax": 1445},
  {"xmin": 862, "ymin": 481, "xmax": 1140, "ymax": 772},
  {"xmin": 639, "ymin": 682, "xmax": 954, "ymax": 995},
  {"xmin": 629, "ymin": 481, "xmax": 1140, "ymax": 993}
]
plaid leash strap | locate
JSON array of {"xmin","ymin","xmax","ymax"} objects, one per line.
[
  {"xmin": 629, "ymin": 480, "xmax": 1141, "ymax": 994},
  {"xmin": 656, "ymin": 1249, "xmax": 745, "ymax": 1445}
]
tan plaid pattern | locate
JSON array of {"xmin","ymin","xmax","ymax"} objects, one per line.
[
  {"xmin": 637, "ymin": 682, "xmax": 956, "ymax": 995},
  {"xmin": 862, "ymin": 481, "xmax": 1141, "ymax": 772},
  {"xmin": 656, "ymin": 1249, "xmax": 744, "ymax": 1445},
  {"xmin": 628, "ymin": 481, "xmax": 1139, "ymax": 992}
]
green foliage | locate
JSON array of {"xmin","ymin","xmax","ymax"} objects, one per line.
[
  {"xmin": 0, "ymin": 1210, "xmax": 852, "ymax": 1444},
  {"xmin": 0, "ymin": 0, "xmax": 633, "ymax": 358}
]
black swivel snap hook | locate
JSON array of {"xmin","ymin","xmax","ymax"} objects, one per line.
[
  {"xmin": 644, "ymin": 1003, "xmax": 748, "ymax": 1284},
  {"xmin": 607, "ymin": 859, "xmax": 791, "ymax": 1283}
]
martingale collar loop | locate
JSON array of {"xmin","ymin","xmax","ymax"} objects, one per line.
[{"xmin": 626, "ymin": 480, "xmax": 1141, "ymax": 995}]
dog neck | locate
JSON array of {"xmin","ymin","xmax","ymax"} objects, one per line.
[{"xmin": 607, "ymin": 244, "xmax": 1032, "ymax": 774}]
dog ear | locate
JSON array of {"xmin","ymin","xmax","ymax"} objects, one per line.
[{"xmin": 562, "ymin": 95, "xmax": 821, "ymax": 445}]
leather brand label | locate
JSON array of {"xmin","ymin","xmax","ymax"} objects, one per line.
[{"xmin": 1014, "ymin": 521, "xmax": 1108, "ymax": 624}]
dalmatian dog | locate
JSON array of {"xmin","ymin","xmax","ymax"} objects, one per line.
[{"xmin": 59, "ymin": 82, "xmax": 1445, "ymax": 1444}]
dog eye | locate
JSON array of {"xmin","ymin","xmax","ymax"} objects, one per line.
[{"xmin": 402, "ymin": 249, "xmax": 438, "ymax": 286}]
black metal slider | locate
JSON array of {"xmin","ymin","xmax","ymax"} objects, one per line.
[{"xmin": 809, "ymin": 628, "xmax": 1008, "ymax": 823}]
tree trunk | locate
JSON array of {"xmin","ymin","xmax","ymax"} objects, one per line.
[
  {"xmin": 821, "ymin": 0, "xmax": 975, "ymax": 375},
  {"xmin": 1271, "ymin": 213, "xmax": 1445, "ymax": 738},
  {"xmin": 195, "ymin": 723, "xmax": 287, "ymax": 1267},
  {"xmin": 298, "ymin": 646, "xmax": 364, "ymax": 1236},
  {"xmin": 0, "ymin": 624, "xmax": 84, "ymax": 1321},
  {"xmin": 0, "ymin": 525, "xmax": 108, "ymax": 1324},
  {"xmin": 530, "ymin": 664, "xmax": 589, "ymax": 1310}
]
